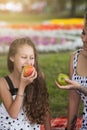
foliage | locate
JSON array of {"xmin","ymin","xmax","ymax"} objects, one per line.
[{"xmin": 0, "ymin": 0, "xmax": 86, "ymax": 18}]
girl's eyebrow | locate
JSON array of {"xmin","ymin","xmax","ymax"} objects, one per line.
[{"xmin": 82, "ymin": 29, "xmax": 85, "ymax": 35}]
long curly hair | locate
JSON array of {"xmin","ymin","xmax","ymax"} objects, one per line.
[
  {"xmin": 7, "ymin": 37, "xmax": 49, "ymax": 124},
  {"xmin": 23, "ymin": 72, "xmax": 49, "ymax": 124}
]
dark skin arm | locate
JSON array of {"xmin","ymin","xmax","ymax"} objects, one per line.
[
  {"xmin": 55, "ymin": 53, "xmax": 81, "ymax": 130},
  {"xmin": 67, "ymin": 90, "xmax": 80, "ymax": 130},
  {"xmin": 43, "ymin": 110, "xmax": 51, "ymax": 130},
  {"xmin": 67, "ymin": 53, "xmax": 81, "ymax": 130},
  {"xmin": 42, "ymin": 73, "xmax": 52, "ymax": 130},
  {"xmin": 55, "ymin": 78, "xmax": 87, "ymax": 96}
]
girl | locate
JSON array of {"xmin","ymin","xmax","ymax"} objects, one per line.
[
  {"xmin": 0, "ymin": 37, "xmax": 51, "ymax": 130},
  {"xmin": 55, "ymin": 13, "xmax": 87, "ymax": 130}
]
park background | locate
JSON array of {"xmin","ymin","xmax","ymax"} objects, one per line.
[{"xmin": 0, "ymin": 0, "xmax": 87, "ymax": 122}]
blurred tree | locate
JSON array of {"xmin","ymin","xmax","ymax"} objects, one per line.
[
  {"xmin": 46, "ymin": 0, "xmax": 87, "ymax": 17},
  {"xmin": 46, "ymin": 0, "xmax": 66, "ymax": 13},
  {"xmin": 70, "ymin": 0, "xmax": 76, "ymax": 17},
  {"xmin": 0, "ymin": 0, "xmax": 87, "ymax": 17},
  {"xmin": 70, "ymin": 0, "xmax": 87, "ymax": 17}
]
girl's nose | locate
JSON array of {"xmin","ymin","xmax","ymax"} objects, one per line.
[
  {"xmin": 83, "ymin": 35, "xmax": 87, "ymax": 41},
  {"xmin": 25, "ymin": 59, "xmax": 31, "ymax": 65}
]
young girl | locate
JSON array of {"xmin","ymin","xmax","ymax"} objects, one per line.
[
  {"xmin": 55, "ymin": 13, "xmax": 87, "ymax": 130},
  {"xmin": 0, "ymin": 37, "xmax": 51, "ymax": 130}
]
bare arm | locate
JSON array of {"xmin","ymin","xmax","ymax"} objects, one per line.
[
  {"xmin": 42, "ymin": 72, "xmax": 51, "ymax": 130},
  {"xmin": 55, "ymin": 78, "xmax": 87, "ymax": 96},
  {"xmin": 67, "ymin": 90, "xmax": 80, "ymax": 130},
  {"xmin": 43, "ymin": 110, "xmax": 51, "ymax": 130},
  {"xmin": 67, "ymin": 53, "xmax": 81, "ymax": 130},
  {"xmin": 54, "ymin": 52, "xmax": 82, "ymax": 129},
  {"xmin": 0, "ymin": 78, "xmax": 24, "ymax": 118},
  {"xmin": 0, "ymin": 69, "xmax": 37, "ymax": 119},
  {"xmin": 55, "ymin": 82, "xmax": 80, "ymax": 130},
  {"xmin": 76, "ymin": 85, "xmax": 87, "ymax": 95}
]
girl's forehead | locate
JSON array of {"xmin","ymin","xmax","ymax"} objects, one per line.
[
  {"xmin": 18, "ymin": 44, "xmax": 33, "ymax": 50},
  {"xmin": 83, "ymin": 25, "xmax": 87, "ymax": 32},
  {"xmin": 17, "ymin": 45, "xmax": 34, "ymax": 54}
]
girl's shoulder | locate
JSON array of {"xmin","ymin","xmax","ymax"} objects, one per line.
[
  {"xmin": 69, "ymin": 51, "xmax": 76, "ymax": 62},
  {"xmin": 70, "ymin": 49, "xmax": 81, "ymax": 60},
  {"xmin": 0, "ymin": 76, "xmax": 12, "ymax": 102},
  {"xmin": 72, "ymin": 49, "xmax": 81, "ymax": 55},
  {"xmin": 0, "ymin": 77, "xmax": 6, "ymax": 84},
  {"xmin": 0, "ymin": 76, "xmax": 9, "ymax": 93},
  {"xmin": 71, "ymin": 49, "xmax": 78, "ymax": 55}
]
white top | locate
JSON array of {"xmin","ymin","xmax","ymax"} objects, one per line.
[{"xmin": 0, "ymin": 76, "xmax": 40, "ymax": 130}]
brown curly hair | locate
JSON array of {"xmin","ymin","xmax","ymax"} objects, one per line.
[
  {"xmin": 23, "ymin": 72, "xmax": 49, "ymax": 124},
  {"xmin": 7, "ymin": 37, "xmax": 50, "ymax": 124}
]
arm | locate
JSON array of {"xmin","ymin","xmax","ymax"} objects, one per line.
[
  {"xmin": 42, "ymin": 72, "xmax": 51, "ymax": 130},
  {"xmin": 0, "ymin": 69, "xmax": 37, "ymax": 119},
  {"xmin": 0, "ymin": 77, "xmax": 24, "ymax": 119},
  {"xmin": 67, "ymin": 90, "xmax": 80, "ymax": 130},
  {"xmin": 76, "ymin": 85, "xmax": 87, "ymax": 95},
  {"xmin": 55, "ymin": 78, "xmax": 87, "ymax": 95},
  {"xmin": 55, "ymin": 81, "xmax": 81, "ymax": 130},
  {"xmin": 67, "ymin": 53, "xmax": 81, "ymax": 130},
  {"xmin": 43, "ymin": 110, "xmax": 51, "ymax": 130}
]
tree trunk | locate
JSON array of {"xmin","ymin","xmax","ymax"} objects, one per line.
[{"xmin": 70, "ymin": 0, "xmax": 76, "ymax": 17}]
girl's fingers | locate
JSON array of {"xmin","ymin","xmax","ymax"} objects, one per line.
[
  {"xmin": 55, "ymin": 80, "xmax": 71, "ymax": 89},
  {"xmin": 55, "ymin": 80, "xmax": 63, "ymax": 88}
]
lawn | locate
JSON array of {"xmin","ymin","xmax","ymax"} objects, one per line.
[{"xmin": 0, "ymin": 52, "xmax": 83, "ymax": 118}]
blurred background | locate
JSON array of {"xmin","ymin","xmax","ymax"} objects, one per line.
[
  {"xmin": 0, "ymin": 0, "xmax": 87, "ymax": 17},
  {"xmin": 0, "ymin": 0, "xmax": 87, "ymax": 119},
  {"xmin": 0, "ymin": 0, "xmax": 87, "ymax": 53}
]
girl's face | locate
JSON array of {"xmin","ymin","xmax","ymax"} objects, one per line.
[
  {"xmin": 81, "ymin": 28, "xmax": 87, "ymax": 51},
  {"xmin": 10, "ymin": 44, "xmax": 35, "ymax": 74}
]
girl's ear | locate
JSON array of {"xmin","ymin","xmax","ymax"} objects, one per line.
[{"xmin": 9, "ymin": 56, "xmax": 14, "ymax": 62}]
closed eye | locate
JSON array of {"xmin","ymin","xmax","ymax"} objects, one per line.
[
  {"xmin": 21, "ymin": 56, "xmax": 27, "ymax": 59},
  {"xmin": 82, "ymin": 30, "xmax": 85, "ymax": 35},
  {"xmin": 30, "ymin": 57, "xmax": 35, "ymax": 60}
]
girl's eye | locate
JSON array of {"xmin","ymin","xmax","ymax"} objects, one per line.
[
  {"xmin": 31, "ymin": 57, "xmax": 34, "ymax": 60},
  {"xmin": 82, "ymin": 30, "xmax": 85, "ymax": 35},
  {"xmin": 22, "ymin": 56, "xmax": 27, "ymax": 59}
]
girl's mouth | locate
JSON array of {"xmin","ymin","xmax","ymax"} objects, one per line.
[
  {"xmin": 83, "ymin": 46, "xmax": 87, "ymax": 51},
  {"xmin": 22, "ymin": 66, "xmax": 24, "ymax": 69}
]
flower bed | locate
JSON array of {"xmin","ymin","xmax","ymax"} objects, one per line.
[{"xmin": 0, "ymin": 18, "xmax": 84, "ymax": 53}]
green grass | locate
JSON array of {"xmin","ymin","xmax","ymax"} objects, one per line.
[
  {"xmin": 38, "ymin": 52, "xmax": 70, "ymax": 117},
  {"xmin": 0, "ymin": 51, "xmax": 83, "ymax": 117}
]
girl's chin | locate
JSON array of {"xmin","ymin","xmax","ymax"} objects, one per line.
[{"xmin": 82, "ymin": 47, "xmax": 87, "ymax": 51}]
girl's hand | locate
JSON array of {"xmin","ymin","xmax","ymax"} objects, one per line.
[
  {"xmin": 20, "ymin": 68, "xmax": 37, "ymax": 89},
  {"xmin": 55, "ymin": 79, "xmax": 80, "ymax": 90}
]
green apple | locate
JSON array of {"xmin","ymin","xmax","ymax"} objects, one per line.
[{"xmin": 57, "ymin": 73, "xmax": 69, "ymax": 85}]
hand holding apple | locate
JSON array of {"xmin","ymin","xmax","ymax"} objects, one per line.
[
  {"xmin": 55, "ymin": 78, "xmax": 81, "ymax": 90},
  {"xmin": 23, "ymin": 65, "xmax": 35, "ymax": 77},
  {"xmin": 57, "ymin": 73, "xmax": 69, "ymax": 85}
]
